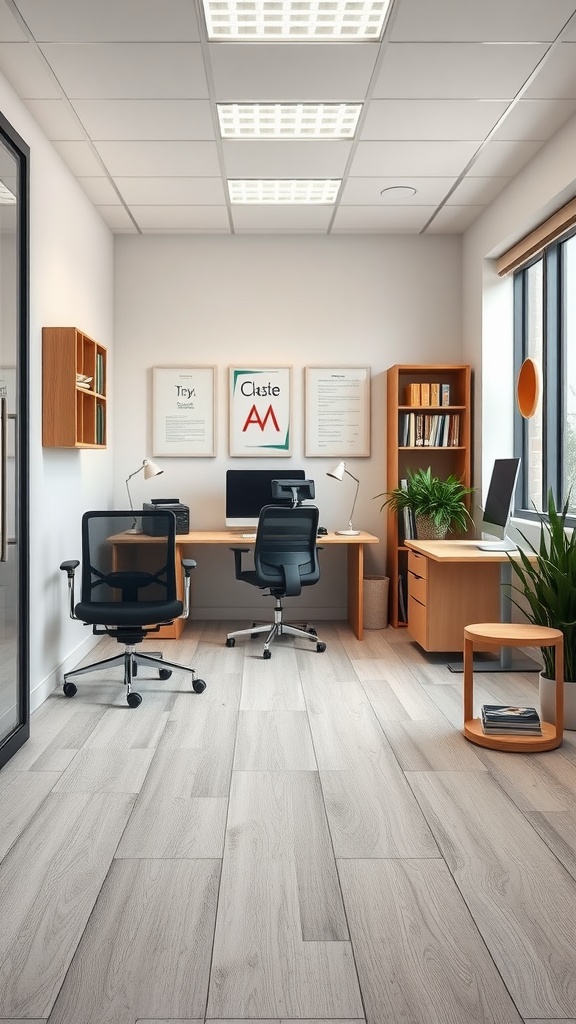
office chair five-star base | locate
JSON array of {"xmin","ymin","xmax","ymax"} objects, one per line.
[
  {"xmin": 226, "ymin": 597, "xmax": 326, "ymax": 658},
  {"xmin": 62, "ymin": 644, "xmax": 206, "ymax": 707}
]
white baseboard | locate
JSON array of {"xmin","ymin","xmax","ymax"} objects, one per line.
[{"xmin": 31, "ymin": 634, "xmax": 102, "ymax": 714}]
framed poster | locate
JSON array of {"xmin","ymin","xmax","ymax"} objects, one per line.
[
  {"xmin": 153, "ymin": 366, "xmax": 216, "ymax": 457},
  {"xmin": 305, "ymin": 366, "xmax": 371, "ymax": 457},
  {"xmin": 229, "ymin": 366, "xmax": 292, "ymax": 457}
]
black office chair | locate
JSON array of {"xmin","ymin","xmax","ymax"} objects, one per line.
[
  {"xmin": 59, "ymin": 509, "xmax": 206, "ymax": 707},
  {"xmin": 225, "ymin": 503, "xmax": 327, "ymax": 658}
]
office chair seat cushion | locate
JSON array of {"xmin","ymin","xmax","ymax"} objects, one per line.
[{"xmin": 75, "ymin": 599, "xmax": 183, "ymax": 627}]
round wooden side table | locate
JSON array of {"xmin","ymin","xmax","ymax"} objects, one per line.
[{"xmin": 463, "ymin": 622, "xmax": 564, "ymax": 751}]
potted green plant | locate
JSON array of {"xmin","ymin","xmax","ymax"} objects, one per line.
[
  {"xmin": 507, "ymin": 488, "xmax": 576, "ymax": 729},
  {"xmin": 377, "ymin": 466, "xmax": 474, "ymax": 539}
]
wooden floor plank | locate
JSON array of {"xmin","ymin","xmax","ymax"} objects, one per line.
[
  {"xmin": 52, "ymin": 747, "xmax": 155, "ymax": 793},
  {"xmin": 239, "ymin": 645, "xmax": 306, "ymax": 710},
  {"xmin": 0, "ymin": 769, "xmax": 60, "ymax": 861},
  {"xmin": 208, "ymin": 770, "xmax": 360, "ymax": 1018},
  {"xmin": 382, "ymin": 719, "xmax": 488, "ymax": 771},
  {"xmin": 0, "ymin": 792, "xmax": 134, "ymax": 1018},
  {"xmin": 409, "ymin": 769, "xmax": 576, "ymax": 1017},
  {"xmin": 49, "ymin": 859, "xmax": 220, "ymax": 1024},
  {"xmin": 339, "ymin": 858, "xmax": 523, "ymax": 1024},
  {"xmin": 234, "ymin": 710, "xmax": 317, "ymax": 770}
]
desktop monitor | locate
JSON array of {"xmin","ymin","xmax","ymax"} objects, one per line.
[
  {"xmin": 477, "ymin": 457, "xmax": 521, "ymax": 551},
  {"xmin": 225, "ymin": 469, "xmax": 306, "ymax": 528}
]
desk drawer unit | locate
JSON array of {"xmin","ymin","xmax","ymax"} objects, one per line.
[{"xmin": 407, "ymin": 551, "xmax": 500, "ymax": 652}]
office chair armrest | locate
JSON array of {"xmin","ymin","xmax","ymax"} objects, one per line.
[
  {"xmin": 180, "ymin": 558, "xmax": 197, "ymax": 619},
  {"xmin": 230, "ymin": 546, "xmax": 250, "ymax": 579},
  {"xmin": 60, "ymin": 559, "xmax": 80, "ymax": 619}
]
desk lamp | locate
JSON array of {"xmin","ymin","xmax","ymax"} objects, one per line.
[
  {"xmin": 327, "ymin": 461, "xmax": 360, "ymax": 535},
  {"xmin": 125, "ymin": 459, "xmax": 163, "ymax": 534}
]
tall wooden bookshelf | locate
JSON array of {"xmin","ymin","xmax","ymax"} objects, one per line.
[
  {"xmin": 42, "ymin": 327, "xmax": 107, "ymax": 448},
  {"xmin": 386, "ymin": 364, "xmax": 472, "ymax": 628}
]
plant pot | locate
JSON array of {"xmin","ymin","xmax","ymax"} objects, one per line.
[
  {"xmin": 539, "ymin": 672, "xmax": 576, "ymax": 730},
  {"xmin": 415, "ymin": 514, "xmax": 448, "ymax": 540}
]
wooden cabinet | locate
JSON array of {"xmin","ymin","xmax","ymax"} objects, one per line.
[
  {"xmin": 42, "ymin": 327, "xmax": 107, "ymax": 448},
  {"xmin": 386, "ymin": 364, "xmax": 472, "ymax": 629}
]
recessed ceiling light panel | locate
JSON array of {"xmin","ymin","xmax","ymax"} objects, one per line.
[
  {"xmin": 228, "ymin": 179, "xmax": 341, "ymax": 204},
  {"xmin": 218, "ymin": 103, "xmax": 362, "ymax": 139},
  {"xmin": 203, "ymin": 0, "xmax": 391, "ymax": 40}
]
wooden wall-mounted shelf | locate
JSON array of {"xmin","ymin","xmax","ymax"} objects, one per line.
[{"xmin": 42, "ymin": 327, "xmax": 107, "ymax": 448}]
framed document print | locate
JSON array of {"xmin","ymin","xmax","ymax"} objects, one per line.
[
  {"xmin": 305, "ymin": 366, "xmax": 371, "ymax": 457},
  {"xmin": 230, "ymin": 366, "xmax": 292, "ymax": 456},
  {"xmin": 153, "ymin": 366, "xmax": 216, "ymax": 457}
]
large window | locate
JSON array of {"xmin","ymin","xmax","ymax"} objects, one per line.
[{"xmin": 514, "ymin": 227, "xmax": 576, "ymax": 520}]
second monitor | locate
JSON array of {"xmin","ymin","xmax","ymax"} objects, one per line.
[
  {"xmin": 225, "ymin": 468, "xmax": 306, "ymax": 528},
  {"xmin": 477, "ymin": 457, "xmax": 521, "ymax": 551}
]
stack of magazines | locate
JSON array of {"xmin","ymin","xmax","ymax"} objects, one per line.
[{"xmin": 481, "ymin": 704, "xmax": 542, "ymax": 735}]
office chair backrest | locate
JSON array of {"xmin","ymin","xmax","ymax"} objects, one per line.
[
  {"xmin": 80, "ymin": 510, "xmax": 177, "ymax": 605},
  {"xmin": 254, "ymin": 504, "xmax": 320, "ymax": 597}
]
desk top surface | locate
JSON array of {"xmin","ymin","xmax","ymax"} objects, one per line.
[
  {"xmin": 111, "ymin": 529, "xmax": 379, "ymax": 546},
  {"xmin": 405, "ymin": 539, "xmax": 527, "ymax": 563}
]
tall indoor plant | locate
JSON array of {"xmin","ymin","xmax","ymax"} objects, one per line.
[
  {"xmin": 507, "ymin": 489, "xmax": 576, "ymax": 727},
  {"xmin": 377, "ymin": 466, "xmax": 474, "ymax": 539}
]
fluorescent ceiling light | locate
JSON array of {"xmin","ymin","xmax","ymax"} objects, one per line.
[
  {"xmin": 203, "ymin": 0, "xmax": 391, "ymax": 40},
  {"xmin": 0, "ymin": 182, "xmax": 16, "ymax": 204},
  {"xmin": 228, "ymin": 179, "xmax": 341, "ymax": 204},
  {"xmin": 217, "ymin": 103, "xmax": 362, "ymax": 139}
]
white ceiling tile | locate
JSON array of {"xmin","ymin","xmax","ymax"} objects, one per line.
[
  {"xmin": 222, "ymin": 140, "xmax": 352, "ymax": 178},
  {"xmin": 563, "ymin": 20, "xmax": 576, "ymax": 41},
  {"xmin": 360, "ymin": 99, "xmax": 507, "ymax": 141},
  {"xmin": 425, "ymin": 206, "xmax": 486, "ymax": 232},
  {"xmin": 0, "ymin": 4, "xmax": 27, "ymax": 41},
  {"xmin": 468, "ymin": 139, "xmax": 545, "ymax": 176},
  {"xmin": 94, "ymin": 205, "xmax": 138, "ymax": 232},
  {"xmin": 94, "ymin": 141, "xmax": 221, "ymax": 177},
  {"xmin": 390, "ymin": 0, "xmax": 576, "ymax": 42},
  {"xmin": 332, "ymin": 205, "xmax": 433, "ymax": 232},
  {"xmin": 492, "ymin": 98, "xmax": 576, "ymax": 140},
  {"xmin": 51, "ymin": 140, "xmax": 106, "ymax": 175},
  {"xmin": 14, "ymin": 0, "xmax": 200, "ymax": 42},
  {"xmin": 373, "ymin": 42, "xmax": 548, "ymax": 99},
  {"xmin": 448, "ymin": 176, "xmax": 511, "ymax": 205},
  {"xmin": 24, "ymin": 98, "xmax": 85, "ymax": 139},
  {"xmin": 341, "ymin": 176, "xmax": 458, "ymax": 205},
  {"xmin": 76, "ymin": 176, "xmax": 120, "ymax": 204},
  {"xmin": 114, "ymin": 177, "xmax": 226, "ymax": 205},
  {"xmin": 70, "ymin": 100, "xmax": 215, "ymax": 141},
  {"xmin": 232, "ymin": 205, "xmax": 333, "ymax": 232},
  {"xmin": 351, "ymin": 140, "xmax": 479, "ymax": 177},
  {"xmin": 208, "ymin": 43, "xmax": 379, "ymax": 101},
  {"xmin": 0, "ymin": 42, "xmax": 61, "ymax": 98},
  {"xmin": 39, "ymin": 42, "xmax": 209, "ymax": 98},
  {"xmin": 524, "ymin": 43, "xmax": 576, "ymax": 98},
  {"xmin": 130, "ymin": 205, "xmax": 230, "ymax": 231}
]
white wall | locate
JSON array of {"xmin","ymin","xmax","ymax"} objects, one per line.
[
  {"xmin": 0, "ymin": 72, "xmax": 115, "ymax": 709},
  {"xmin": 114, "ymin": 233, "xmax": 462, "ymax": 618}
]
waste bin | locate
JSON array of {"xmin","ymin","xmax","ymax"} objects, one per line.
[{"xmin": 363, "ymin": 575, "xmax": 389, "ymax": 630}]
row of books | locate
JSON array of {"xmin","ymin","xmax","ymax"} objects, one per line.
[
  {"xmin": 481, "ymin": 704, "xmax": 542, "ymax": 736},
  {"xmin": 95, "ymin": 352, "xmax": 105, "ymax": 395},
  {"xmin": 399, "ymin": 479, "xmax": 416, "ymax": 540},
  {"xmin": 400, "ymin": 412, "xmax": 460, "ymax": 448},
  {"xmin": 405, "ymin": 382, "xmax": 451, "ymax": 407},
  {"xmin": 96, "ymin": 402, "xmax": 105, "ymax": 445}
]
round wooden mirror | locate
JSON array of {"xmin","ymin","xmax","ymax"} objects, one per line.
[{"xmin": 516, "ymin": 357, "xmax": 540, "ymax": 419}]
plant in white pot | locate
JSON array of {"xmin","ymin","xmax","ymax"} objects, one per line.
[
  {"xmin": 507, "ymin": 489, "xmax": 576, "ymax": 729},
  {"xmin": 377, "ymin": 466, "xmax": 474, "ymax": 540}
]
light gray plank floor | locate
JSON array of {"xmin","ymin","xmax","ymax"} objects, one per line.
[{"xmin": 0, "ymin": 620, "xmax": 575, "ymax": 1023}]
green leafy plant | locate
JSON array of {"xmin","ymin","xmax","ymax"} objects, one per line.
[
  {"xmin": 376, "ymin": 466, "xmax": 474, "ymax": 534},
  {"xmin": 507, "ymin": 488, "xmax": 576, "ymax": 681}
]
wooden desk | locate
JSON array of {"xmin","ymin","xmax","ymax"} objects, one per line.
[
  {"xmin": 404, "ymin": 539, "xmax": 540, "ymax": 671},
  {"xmin": 111, "ymin": 530, "xmax": 379, "ymax": 640}
]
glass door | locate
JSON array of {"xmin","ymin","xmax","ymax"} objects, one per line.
[{"xmin": 0, "ymin": 111, "xmax": 29, "ymax": 768}]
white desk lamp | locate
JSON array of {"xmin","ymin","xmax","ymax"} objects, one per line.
[
  {"xmin": 125, "ymin": 458, "xmax": 163, "ymax": 534},
  {"xmin": 327, "ymin": 461, "xmax": 360, "ymax": 536}
]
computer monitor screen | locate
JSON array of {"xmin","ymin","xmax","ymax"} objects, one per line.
[
  {"xmin": 225, "ymin": 469, "xmax": 306, "ymax": 528},
  {"xmin": 478, "ymin": 457, "xmax": 521, "ymax": 550}
]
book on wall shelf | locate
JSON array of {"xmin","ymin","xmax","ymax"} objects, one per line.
[{"xmin": 480, "ymin": 704, "xmax": 542, "ymax": 735}]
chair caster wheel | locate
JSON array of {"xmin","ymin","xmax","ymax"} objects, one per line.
[
  {"xmin": 263, "ymin": 649, "xmax": 272, "ymax": 659},
  {"xmin": 159, "ymin": 668, "xmax": 172, "ymax": 679},
  {"xmin": 226, "ymin": 638, "xmax": 235, "ymax": 647},
  {"xmin": 308, "ymin": 627, "xmax": 317, "ymax": 636},
  {"xmin": 127, "ymin": 691, "xmax": 142, "ymax": 708},
  {"xmin": 63, "ymin": 681, "xmax": 77, "ymax": 698},
  {"xmin": 193, "ymin": 678, "xmax": 206, "ymax": 693},
  {"xmin": 316, "ymin": 642, "xmax": 326, "ymax": 653}
]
